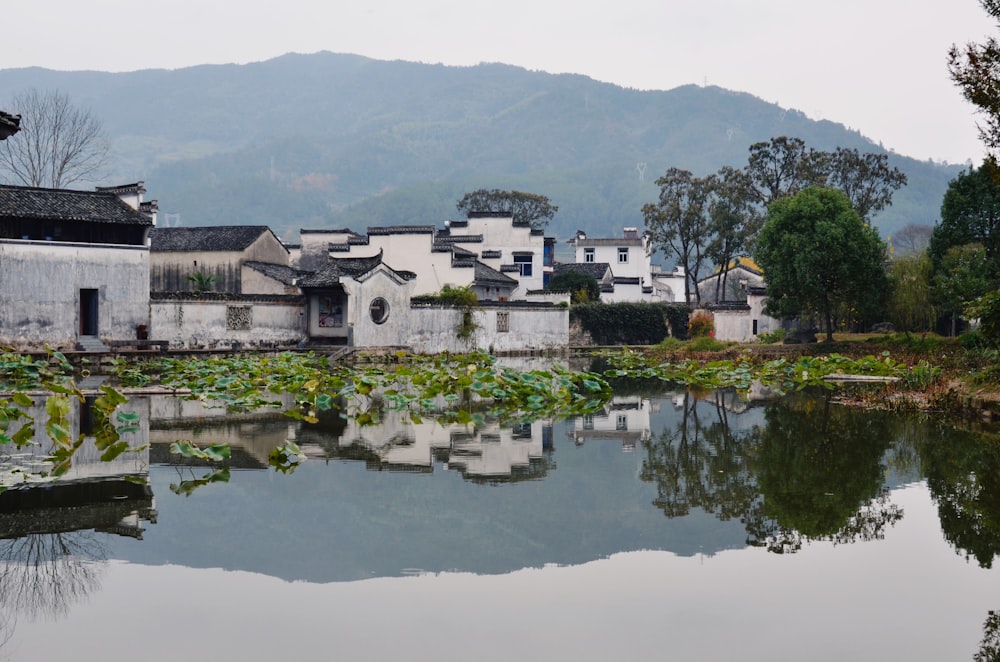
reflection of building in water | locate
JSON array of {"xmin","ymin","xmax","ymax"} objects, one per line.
[
  {"xmin": 568, "ymin": 396, "xmax": 652, "ymax": 451},
  {"xmin": 298, "ymin": 409, "xmax": 553, "ymax": 482},
  {"xmin": 0, "ymin": 393, "xmax": 156, "ymax": 541},
  {"xmin": 148, "ymin": 394, "xmax": 297, "ymax": 468}
]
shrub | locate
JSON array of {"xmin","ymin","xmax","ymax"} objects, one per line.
[
  {"xmin": 571, "ymin": 302, "xmax": 689, "ymax": 345},
  {"xmin": 688, "ymin": 309, "xmax": 714, "ymax": 338}
]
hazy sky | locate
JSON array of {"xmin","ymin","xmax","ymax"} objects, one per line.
[{"xmin": 5, "ymin": 1, "xmax": 996, "ymax": 164}]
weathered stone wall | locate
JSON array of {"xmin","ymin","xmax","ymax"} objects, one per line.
[
  {"xmin": 0, "ymin": 240, "xmax": 150, "ymax": 350},
  {"xmin": 406, "ymin": 304, "xmax": 568, "ymax": 354},
  {"xmin": 150, "ymin": 296, "xmax": 305, "ymax": 349}
]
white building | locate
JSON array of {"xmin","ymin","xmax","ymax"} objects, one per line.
[{"xmin": 567, "ymin": 227, "xmax": 685, "ymax": 303}]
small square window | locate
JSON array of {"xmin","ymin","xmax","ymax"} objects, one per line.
[
  {"xmin": 618, "ymin": 247, "xmax": 629, "ymax": 263},
  {"xmin": 616, "ymin": 414, "xmax": 628, "ymax": 431},
  {"xmin": 584, "ymin": 247, "xmax": 595, "ymax": 263},
  {"xmin": 497, "ymin": 311, "xmax": 510, "ymax": 332}
]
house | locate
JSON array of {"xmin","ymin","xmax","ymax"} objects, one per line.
[
  {"xmin": 697, "ymin": 257, "xmax": 765, "ymax": 305},
  {"xmin": 294, "ymin": 213, "xmax": 552, "ymax": 301},
  {"xmin": 567, "ymin": 227, "xmax": 685, "ymax": 302},
  {"xmin": 297, "ymin": 250, "xmax": 415, "ymax": 347},
  {"xmin": 552, "ymin": 262, "xmax": 615, "ymax": 296},
  {"xmin": 149, "ymin": 225, "xmax": 290, "ymax": 294},
  {"xmin": 709, "ymin": 286, "xmax": 780, "ymax": 342},
  {"xmin": 0, "ymin": 182, "xmax": 155, "ymax": 351}
]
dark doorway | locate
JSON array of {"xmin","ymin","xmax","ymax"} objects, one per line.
[{"xmin": 80, "ymin": 288, "xmax": 99, "ymax": 336}]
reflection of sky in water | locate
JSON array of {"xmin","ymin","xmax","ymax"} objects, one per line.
[
  {"xmin": 8, "ymin": 486, "xmax": 998, "ymax": 661},
  {"xmin": 3, "ymin": 389, "xmax": 999, "ymax": 659}
]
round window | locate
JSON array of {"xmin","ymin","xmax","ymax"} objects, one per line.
[{"xmin": 369, "ymin": 297, "xmax": 390, "ymax": 324}]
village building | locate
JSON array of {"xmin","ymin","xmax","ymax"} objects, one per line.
[
  {"xmin": 0, "ymin": 182, "xmax": 155, "ymax": 351},
  {"xmin": 567, "ymin": 228, "xmax": 686, "ymax": 302},
  {"xmin": 149, "ymin": 225, "xmax": 291, "ymax": 294},
  {"xmin": 698, "ymin": 257, "xmax": 779, "ymax": 342}
]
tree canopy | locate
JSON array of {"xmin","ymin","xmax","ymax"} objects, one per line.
[
  {"xmin": 547, "ymin": 270, "xmax": 600, "ymax": 303},
  {"xmin": 0, "ymin": 88, "xmax": 109, "ymax": 188},
  {"xmin": 949, "ymin": 0, "xmax": 1000, "ymax": 156},
  {"xmin": 754, "ymin": 187, "xmax": 888, "ymax": 340},
  {"xmin": 455, "ymin": 189, "xmax": 558, "ymax": 230},
  {"xmin": 929, "ymin": 161, "xmax": 1000, "ymax": 274}
]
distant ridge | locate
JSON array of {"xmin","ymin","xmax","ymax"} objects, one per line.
[{"xmin": 0, "ymin": 52, "xmax": 961, "ymax": 246}]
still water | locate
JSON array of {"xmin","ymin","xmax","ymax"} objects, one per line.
[{"xmin": 2, "ymin": 386, "xmax": 1000, "ymax": 661}]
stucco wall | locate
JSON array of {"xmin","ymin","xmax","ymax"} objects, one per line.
[
  {"xmin": 0, "ymin": 240, "xmax": 149, "ymax": 350},
  {"xmin": 150, "ymin": 297, "xmax": 304, "ymax": 349},
  {"xmin": 405, "ymin": 304, "xmax": 568, "ymax": 353}
]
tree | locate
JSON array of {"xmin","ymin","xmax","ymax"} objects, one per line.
[
  {"xmin": 754, "ymin": 187, "xmax": 888, "ymax": 341},
  {"xmin": 744, "ymin": 136, "xmax": 826, "ymax": 206},
  {"xmin": 825, "ymin": 147, "xmax": 907, "ymax": 221},
  {"xmin": 0, "ymin": 89, "xmax": 109, "ymax": 188},
  {"xmin": 705, "ymin": 166, "xmax": 761, "ymax": 302},
  {"xmin": 455, "ymin": 189, "xmax": 558, "ymax": 230},
  {"xmin": 547, "ymin": 270, "xmax": 600, "ymax": 303},
  {"xmin": 642, "ymin": 168, "xmax": 714, "ymax": 304},
  {"xmin": 887, "ymin": 253, "xmax": 936, "ymax": 333},
  {"xmin": 890, "ymin": 223, "xmax": 934, "ymax": 256},
  {"xmin": 948, "ymin": 0, "xmax": 1000, "ymax": 156},
  {"xmin": 928, "ymin": 162, "xmax": 1000, "ymax": 274},
  {"xmin": 933, "ymin": 243, "xmax": 991, "ymax": 335}
]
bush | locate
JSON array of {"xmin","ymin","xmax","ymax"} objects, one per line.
[
  {"xmin": 756, "ymin": 328, "xmax": 785, "ymax": 344},
  {"xmin": 687, "ymin": 309, "xmax": 714, "ymax": 338},
  {"xmin": 685, "ymin": 335, "xmax": 727, "ymax": 352},
  {"xmin": 572, "ymin": 302, "xmax": 689, "ymax": 345}
]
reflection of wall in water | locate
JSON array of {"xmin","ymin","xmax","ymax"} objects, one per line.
[
  {"xmin": 297, "ymin": 408, "xmax": 551, "ymax": 479},
  {"xmin": 1, "ymin": 395, "xmax": 150, "ymax": 486},
  {"xmin": 570, "ymin": 396, "xmax": 652, "ymax": 451}
]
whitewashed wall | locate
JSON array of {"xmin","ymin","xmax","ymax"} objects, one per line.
[
  {"xmin": 405, "ymin": 304, "xmax": 568, "ymax": 353},
  {"xmin": 0, "ymin": 240, "xmax": 149, "ymax": 350},
  {"xmin": 150, "ymin": 297, "xmax": 304, "ymax": 349}
]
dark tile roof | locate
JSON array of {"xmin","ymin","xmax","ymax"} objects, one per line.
[
  {"xmin": 553, "ymin": 262, "xmax": 613, "ymax": 280},
  {"xmin": 474, "ymin": 261, "xmax": 518, "ymax": 287},
  {"xmin": 0, "ymin": 184, "xmax": 153, "ymax": 225},
  {"xmin": 367, "ymin": 225, "xmax": 435, "ymax": 235},
  {"xmin": 297, "ymin": 251, "xmax": 389, "ymax": 288},
  {"xmin": 150, "ymin": 226, "xmax": 276, "ymax": 252},
  {"xmin": 244, "ymin": 261, "xmax": 308, "ymax": 285},
  {"xmin": 435, "ymin": 233, "xmax": 483, "ymax": 244},
  {"xmin": 0, "ymin": 111, "xmax": 20, "ymax": 140}
]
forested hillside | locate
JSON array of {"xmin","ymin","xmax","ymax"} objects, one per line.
[{"xmin": 0, "ymin": 52, "xmax": 963, "ymax": 250}]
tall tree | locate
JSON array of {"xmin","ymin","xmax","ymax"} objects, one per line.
[
  {"xmin": 642, "ymin": 168, "xmax": 713, "ymax": 304},
  {"xmin": 928, "ymin": 162, "xmax": 1000, "ymax": 274},
  {"xmin": 887, "ymin": 253, "xmax": 936, "ymax": 333},
  {"xmin": 705, "ymin": 166, "xmax": 761, "ymax": 302},
  {"xmin": 933, "ymin": 243, "xmax": 991, "ymax": 336},
  {"xmin": 754, "ymin": 187, "xmax": 888, "ymax": 341},
  {"xmin": 744, "ymin": 136, "xmax": 826, "ymax": 206},
  {"xmin": 0, "ymin": 89, "xmax": 109, "ymax": 188},
  {"xmin": 948, "ymin": 0, "xmax": 1000, "ymax": 156},
  {"xmin": 825, "ymin": 147, "xmax": 907, "ymax": 221},
  {"xmin": 455, "ymin": 189, "xmax": 558, "ymax": 230}
]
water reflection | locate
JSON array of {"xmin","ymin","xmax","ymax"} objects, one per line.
[{"xmin": 640, "ymin": 389, "xmax": 904, "ymax": 553}]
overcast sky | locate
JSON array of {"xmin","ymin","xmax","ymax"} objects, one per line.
[{"xmin": 5, "ymin": 1, "xmax": 996, "ymax": 165}]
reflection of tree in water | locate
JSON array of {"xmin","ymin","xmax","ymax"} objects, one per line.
[
  {"xmin": 976, "ymin": 610, "xmax": 1000, "ymax": 662},
  {"xmin": 915, "ymin": 423, "xmax": 1000, "ymax": 569},
  {"xmin": 641, "ymin": 390, "xmax": 902, "ymax": 553},
  {"xmin": 0, "ymin": 532, "xmax": 108, "ymax": 620}
]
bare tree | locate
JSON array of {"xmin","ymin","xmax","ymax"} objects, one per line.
[{"xmin": 0, "ymin": 89, "xmax": 109, "ymax": 188}]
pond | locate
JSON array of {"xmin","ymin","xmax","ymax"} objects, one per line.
[{"xmin": 2, "ymin": 382, "xmax": 1000, "ymax": 661}]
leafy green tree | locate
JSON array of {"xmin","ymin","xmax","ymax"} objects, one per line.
[
  {"xmin": 642, "ymin": 168, "xmax": 714, "ymax": 304},
  {"xmin": 933, "ymin": 243, "xmax": 991, "ymax": 335},
  {"xmin": 548, "ymin": 270, "xmax": 600, "ymax": 303},
  {"xmin": 948, "ymin": 0, "xmax": 1000, "ymax": 156},
  {"xmin": 455, "ymin": 189, "xmax": 558, "ymax": 230},
  {"xmin": 754, "ymin": 187, "xmax": 889, "ymax": 341},
  {"xmin": 928, "ymin": 162, "xmax": 1000, "ymax": 274},
  {"xmin": 887, "ymin": 253, "xmax": 936, "ymax": 333}
]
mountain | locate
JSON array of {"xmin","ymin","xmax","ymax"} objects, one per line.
[{"xmin": 0, "ymin": 52, "xmax": 964, "ymax": 250}]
